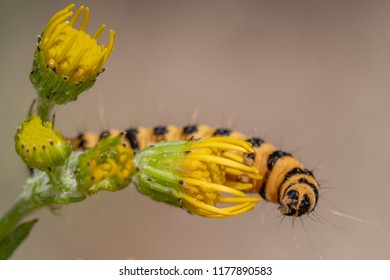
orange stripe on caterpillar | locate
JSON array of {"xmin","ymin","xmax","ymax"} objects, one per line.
[{"xmin": 70, "ymin": 124, "xmax": 319, "ymax": 217}]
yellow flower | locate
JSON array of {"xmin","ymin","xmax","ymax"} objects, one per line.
[
  {"xmin": 14, "ymin": 115, "xmax": 72, "ymax": 170},
  {"xmin": 134, "ymin": 137, "xmax": 262, "ymax": 218},
  {"xmin": 30, "ymin": 4, "xmax": 115, "ymax": 107},
  {"xmin": 40, "ymin": 4, "xmax": 114, "ymax": 81}
]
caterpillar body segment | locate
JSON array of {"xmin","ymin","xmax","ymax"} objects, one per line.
[
  {"xmin": 246, "ymin": 137, "xmax": 319, "ymax": 216},
  {"xmin": 70, "ymin": 124, "xmax": 319, "ymax": 217}
]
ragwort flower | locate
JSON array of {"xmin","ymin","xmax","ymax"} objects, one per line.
[
  {"xmin": 30, "ymin": 4, "xmax": 115, "ymax": 107},
  {"xmin": 134, "ymin": 137, "xmax": 262, "ymax": 218}
]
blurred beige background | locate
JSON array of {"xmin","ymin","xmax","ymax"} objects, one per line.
[{"xmin": 1, "ymin": 0, "xmax": 390, "ymax": 259}]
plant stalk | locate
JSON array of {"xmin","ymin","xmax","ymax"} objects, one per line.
[{"xmin": 0, "ymin": 190, "xmax": 43, "ymax": 240}]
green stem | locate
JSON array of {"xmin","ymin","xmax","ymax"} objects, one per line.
[
  {"xmin": 0, "ymin": 191, "xmax": 44, "ymax": 240},
  {"xmin": 37, "ymin": 98, "xmax": 54, "ymax": 122}
]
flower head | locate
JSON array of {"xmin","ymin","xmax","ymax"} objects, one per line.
[
  {"xmin": 134, "ymin": 137, "xmax": 262, "ymax": 218},
  {"xmin": 30, "ymin": 4, "xmax": 115, "ymax": 106},
  {"xmin": 76, "ymin": 135, "xmax": 136, "ymax": 195},
  {"xmin": 14, "ymin": 115, "xmax": 72, "ymax": 171}
]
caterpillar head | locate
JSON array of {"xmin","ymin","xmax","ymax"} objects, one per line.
[{"xmin": 279, "ymin": 183, "xmax": 318, "ymax": 217}]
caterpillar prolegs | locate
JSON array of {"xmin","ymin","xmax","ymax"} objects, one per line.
[{"xmin": 70, "ymin": 124, "xmax": 319, "ymax": 217}]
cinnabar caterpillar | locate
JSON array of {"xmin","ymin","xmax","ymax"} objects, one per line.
[{"xmin": 70, "ymin": 124, "xmax": 319, "ymax": 217}]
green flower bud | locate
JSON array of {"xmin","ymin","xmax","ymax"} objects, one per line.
[
  {"xmin": 14, "ymin": 115, "xmax": 71, "ymax": 170},
  {"xmin": 76, "ymin": 135, "xmax": 136, "ymax": 195}
]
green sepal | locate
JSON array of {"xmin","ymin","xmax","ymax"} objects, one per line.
[
  {"xmin": 30, "ymin": 49, "xmax": 96, "ymax": 105},
  {"xmin": 133, "ymin": 173, "xmax": 182, "ymax": 207},
  {"xmin": 0, "ymin": 219, "xmax": 37, "ymax": 260},
  {"xmin": 133, "ymin": 141, "xmax": 191, "ymax": 207}
]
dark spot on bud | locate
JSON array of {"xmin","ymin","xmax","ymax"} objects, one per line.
[
  {"xmin": 179, "ymin": 180, "xmax": 184, "ymax": 185},
  {"xmin": 49, "ymin": 141, "xmax": 54, "ymax": 146}
]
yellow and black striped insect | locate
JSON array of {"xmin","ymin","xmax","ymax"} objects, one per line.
[{"xmin": 70, "ymin": 124, "xmax": 319, "ymax": 217}]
